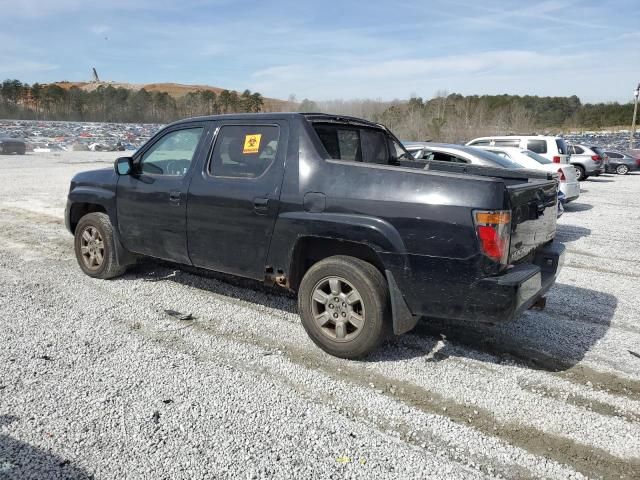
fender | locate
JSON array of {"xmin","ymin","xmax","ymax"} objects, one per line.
[
  {"xmin": 68, "ymin": 186, "xmax": 118, "ymax": 226},
  {"xmin": 275, "ymin": 211, "xmax": 408, "ymax": 255},
  {"xmin": 67, "ymin": 186, "xmax": 137, "ymax": 266}
]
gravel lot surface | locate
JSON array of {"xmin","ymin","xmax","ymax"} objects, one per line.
[{"xmin": 1, "ymin": 151, "xmax": 639, "ymax": 479}]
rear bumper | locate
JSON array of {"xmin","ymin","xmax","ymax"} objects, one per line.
[
  {"xmin": 454, "ymin": 242, "xmax": 565, "ymax": 324},
  {"xmin": 560, "ymin": 181, "xmax": 580, "ymax": 202}
]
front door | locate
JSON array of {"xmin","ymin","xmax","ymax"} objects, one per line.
[
  {"xmin": 117, "ymin": 123, "xmax": 210, "ymax": 263},
  {"xmin": 187, "ymin": 120, "xmax": 289, "ymax": 279}
]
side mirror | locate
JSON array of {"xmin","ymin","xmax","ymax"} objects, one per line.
[{"xmin": 115, "ymin": 156, "xmax": 133, "ymax": 175}]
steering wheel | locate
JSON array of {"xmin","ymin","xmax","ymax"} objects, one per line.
[{"xmin": 165, "ymin": 160, "xmax": 189, "ymax": 176}]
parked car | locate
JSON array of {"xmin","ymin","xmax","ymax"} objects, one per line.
[
  {"xmin": 403, "ymin": 142, "xmax": 526, "ymax": 169},
  {"xmin": 567, "ymin": 144, "xmax": 605, "ymax": 180},
  {"xmin": 471, "ymin": 146, "xmax": 580, "ymax": 202},
  {"xmin": 465, "ymin": 135, "xmax": 570, "ymax": 164},
  {"xmin": 603, "ymin": 150, "xmax": 640, "ymax": 175},
  {"xmin": 66, "ymin": 113, "xmax": 564, "ymax": 359},
  {"xmin": 0, "ymin": 137, "xmax": 26, "ymax": 155}
]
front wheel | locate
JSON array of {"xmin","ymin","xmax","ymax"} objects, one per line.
[
  {"xmin": 616, "ymin": 164, "xmax": 629, "ymax": 175},
  {"xmin": 74, "ymin": 212, "xmax": 126, "ymax": 279},
  {"xmin": 298, "ymin": 256, "xmax": 390, "ymax": 359}
]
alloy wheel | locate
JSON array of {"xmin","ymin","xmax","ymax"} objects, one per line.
[
  {"xmin": 79, "ymin": 226, "xmax": 105, "ymax": 270},
  {"xmin": 311, "ymin": 276, "xmax": 365, "ymax": 342}
]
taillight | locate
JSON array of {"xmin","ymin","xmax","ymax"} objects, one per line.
[
  {"xmin": 636, "ymin": 158, "xmax": 640, "ymax": 167},
  {"xmin": 553, "ymin": 156, "xmax": 561, "ymax": 163},
  {"xmin": 557, "ymin": 168, "xmax": 566, "ymax": 181},
  {"xmin": 473, "ymin": 210, "xmax": 511, "ymax": 264},
  {"xmin": 591, "ymin": 155, "xmax": 601, "ymax": 162}
]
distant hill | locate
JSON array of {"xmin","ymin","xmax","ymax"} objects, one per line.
[{"xmin": 52, "ymin": 81, "xmax": 289, "ymax": 111}]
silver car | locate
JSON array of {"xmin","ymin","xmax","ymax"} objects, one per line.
[
  {"xmin": 567, "ymin": 144, "xmax": 605, "ymax": 180},
  {"xmin": 403, "ymin": 142, "xmax": 524, "ymax": 169}
]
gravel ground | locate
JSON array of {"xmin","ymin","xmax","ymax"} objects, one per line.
[{"xmin": 0, "ymin": 151, "xmax": 639, "ymax": 480}]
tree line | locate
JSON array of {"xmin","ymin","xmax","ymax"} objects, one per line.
[
  {"xmin": 0, "ymin": 79, "xmax": 264, "ymax": 123},
  {"xmin": 306, "ymin": 93, "xmax": 637, "ymax": 143},
  {"xmin": 1, "ymin": 78, "xmax": 635, "ymax": 142}
]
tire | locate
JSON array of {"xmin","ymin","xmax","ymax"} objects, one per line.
[
  {"xmin": 574, "ymin": 165, "xmax": 586, "ymax": 181},
  {"xmin": 74, "ymin": 212, "xmax": 126, "ymax": 279},
  {"xmin": 616, "ymin": 164, "xmax": 629, "ymax": 175},
  {"xmin": 298, "ymin": 255, "xmax": 390, "ymax": 359}
]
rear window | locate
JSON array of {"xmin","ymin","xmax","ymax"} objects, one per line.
[
  {"xmin": 555, "ymin": 138, "xmax": 568, "ymax": 155},
  {"xmin": 592, "ymin": 146, "xmax": 605, "ymax": 156},
  {"xmin": 526, "ymin": 139, "xmax": 547, "ymax": 154},
  {"xmin": 522, "ymin": 150, "xmax": 552, "ymax": 164},
  {"xmin": 466, "ymin": 147, "xmax": 523, "ymax": 168}
]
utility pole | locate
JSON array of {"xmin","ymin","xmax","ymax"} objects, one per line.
[{"xmin": 631, "ymin": 83, "xmax": 640, "ymax": 150}]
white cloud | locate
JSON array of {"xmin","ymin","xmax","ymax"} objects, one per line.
[{"xmin": 90, "ymin": 25, "xmax": 111, "ymax": 35}]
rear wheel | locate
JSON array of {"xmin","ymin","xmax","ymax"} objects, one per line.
[
  {"xmin": 298, "ymin": 255, "xmax": 389, "ymax": 359},
  {"xmin": 574, "ymin": 165, "xmax": 586, "ymax": 181},
  {"xmin": 74, "ymin": 212, "xmax": 126, "ymax": 279},
  {"xmin": 616, "ymin": 164, "xmax": 629, "ymax": 175}
]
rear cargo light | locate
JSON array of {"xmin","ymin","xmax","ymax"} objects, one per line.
[
  {"xmin": 557, "ymin": 168, "xmax": 566, "ymax": 181},
  {"xmin": 552, "ymin": 156, "xmax": 561, "ymax": 163},
  {"xmin": 591, "ymin": 155, "xmax": 602, "ymax": 162},
  {"xmin": 473, "ymin": 210, "xmax": 511, "ymax": 264}
]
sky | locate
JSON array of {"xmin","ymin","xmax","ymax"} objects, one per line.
[{"xmin": 0, "ymin": 0, "xmax": 639, "ymax": 103}]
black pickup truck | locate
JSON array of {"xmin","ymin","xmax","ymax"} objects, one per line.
[{"xmin": 66, "ymin": 113, "xmax": 564, "ymax": 358}]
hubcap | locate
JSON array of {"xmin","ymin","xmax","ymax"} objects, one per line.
[
  {"xmin": 79, "ymin": 226, "xmax": 105, "ymax": 270},
  {"xmin": 617, "ymin": 165, "xmax": 628, "ymax": 174},
  {"xmin": 311, "ymin": 276, "xmax": 365, "ymax": 342}
]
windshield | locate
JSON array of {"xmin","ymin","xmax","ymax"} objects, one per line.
[{"xmin": 522, "ymin": 150, "xmax": 552, "ymax": 164}]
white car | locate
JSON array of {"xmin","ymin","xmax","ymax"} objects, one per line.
[
  {"xmin": 466, "ymin": 135, "xmax": 571, "ymax": 164},
  {"xmin": 472, "ymin": 146, "xmax": 580, "ymax": 202}
]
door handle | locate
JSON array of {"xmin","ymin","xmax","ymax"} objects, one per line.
[
  {"xmin": 169, "ymin": 190, "xmax": 181, "ymax": 205},
  {"xmin": 253, "ymin": 197, "xmax": 269, "ymax": 214}
]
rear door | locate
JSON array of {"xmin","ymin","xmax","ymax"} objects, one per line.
[{"xmin": 186, "ymin": 120, "xmax": 289, "ymax": 279}]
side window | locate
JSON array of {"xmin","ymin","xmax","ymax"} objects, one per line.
[
  {"xmin": 140, "ymin": 127, "xmax": 204, "ymax": 176},
  {"xmin": 360, "ymin": 129, "xmax": 389, "ymax": 164},
  {"xmin": 607, "ymin": 152, "xmax": 622, "ymax": 158},
  {"xmin": 431, "ymin": 151, "xmax": 467, "ymax": 163},
  {"xmin": 527, "ymin": 139, "xmax": 547, "ymax": 154},
  {"xmin": 209, "ymin": 125, "xmax": 280, "ymax": 178}
]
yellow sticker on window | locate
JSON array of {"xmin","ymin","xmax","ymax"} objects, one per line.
[{"xmin": 243, "ymin": 134, "xmax": 261, "ymax": 154}]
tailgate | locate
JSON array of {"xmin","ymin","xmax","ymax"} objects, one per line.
[{"xmin": 507, "ymin": 179, "xmax": 558, "ymax": 263}]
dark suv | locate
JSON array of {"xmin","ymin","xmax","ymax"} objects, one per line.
[{"xmin": 0, "ymin": 137, "xmax": 26, "ymax": 155}]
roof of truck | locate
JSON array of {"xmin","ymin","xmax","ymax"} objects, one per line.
[{"xmin": 166, "ymin": 112, "xmax": 384, "ymax": 130}]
